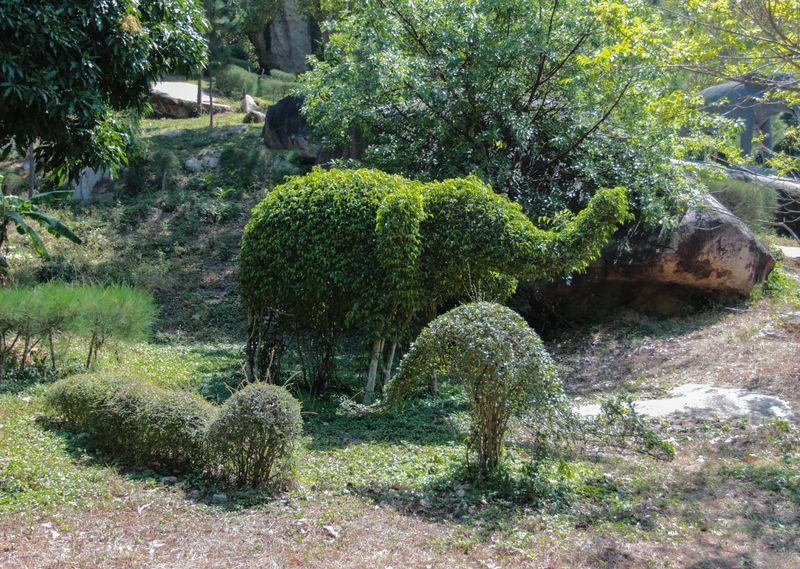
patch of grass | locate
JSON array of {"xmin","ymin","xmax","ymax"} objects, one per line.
[
  {"xmin": 0, "ymin": 392, "xmax": 114, "ymax": 514},
  {"xmin": 103, "ymin": 343, "xmax": 242, "ymax": 392}
]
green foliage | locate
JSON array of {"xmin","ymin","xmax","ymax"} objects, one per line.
[
  {"xmin": 302, "ymin": 0, "xmax": 694, "ymax": 223},
  {"xmin": 136, "ymin": 389, "xmax": 216, "ymax": 470},
  {"xmin": 72, "ymin": 285, "xmax": 156, "ymax": 367},
  {"xmin": 388, "ymin": 302, "xmax": 567, "ymax": 475},
  {"xmin": 0, "ymin": 0, "xmax": 208, "ymax": 180},
  {"xmin": 213, "ymin": 64, "xmax": 296, "ymax": 103},
  {"xmin": 239, "ymin": 168, "xmax": 630, "ymax": 388},
  {"xmin": 46, "ymin": 373, "xmax": 215, "ymax": 472},
  {"xmin": 0, "ymin": 284, "xmax": 155, "ymax": 379},
  {"xmin": 582, "ymin": 393, "xmax": 676, "ymax": 461},
  {"xmin": 206, "ymin": 383, "xmax": 303, "ymax": 488},
  {"xmin": 0, "ymin": 175, "xmax": 82, "ymax": 270},
  {"xmin": 0, "ymin": 393, "xmax": 113, "ymax": 514},
  {"xmin": 0, "ymin": 282, "xmax": 76, "ymax": 379},
  {"xmin": 151, "ymin": 150, "xmax": 180, "ymax": 193},
  {"xmin": 699, "ymin": 172, "xmax": 778, "ymax": 232}
]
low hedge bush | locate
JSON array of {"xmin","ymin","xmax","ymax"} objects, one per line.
[
  {"xmin": 207, "ymin": 383, "xmax": 303, "ymax": 488},
  {"xmin": 46, "ymin": 375, "xmax": 304, "ymax": 484},
  {"xmin": 137, "ymin": 390, "xmax": 217, "ymax": 470},
  {"xmin": 46, "ymin": 374, "xmax": 215, "ymax": 472}
]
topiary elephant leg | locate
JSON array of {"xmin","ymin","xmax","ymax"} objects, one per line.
[
  {"xmin": 382, "ymin": 340, "xmax": 397, "ymax": 391},
  {"xmin": 364, "ymin": 338, "xmax": 385, "ymax": 405},
  {"xmin": 741, "ymin": 115, "xmax": 755, "ymax": 155}
]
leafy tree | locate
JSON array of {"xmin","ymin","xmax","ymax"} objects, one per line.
[
  {"xmin": 0, "ymin": 0, "xmax": 208, "ymax": 180},
  {"xmin": 238, "ymin": 168, "xmax": 630, "ymax": 400},
  {"xmin": 301, "ymin": 0, "xmax": 695, "ymax": 223},
  {"xmin": 665, "ymin": 0, "xmax": 800, "ymax": 83},
  {"xmin": 387, "ymin": 302, "xmax": 566, "ymax": 475},
  {"xmin": 662, "ymin": 0, "xmax": 800, "ymax": 174}
]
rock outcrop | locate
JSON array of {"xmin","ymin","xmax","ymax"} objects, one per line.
[
  {"xmin": 538, "ymin": 195, "xmax": 775, "ymax": 317},
  {"xmin": 242, "ymin": 94, "xmax": 260, "ymax": 114},
  {"xmin": 262, "ymin": 96, "xmax": 319, "ymax": 162},
  {"xmin": 244, "ymin": 110, "xmax": 266, "ymax": 124},
  {"xmin": 249, "ymin": 0, "xmax": 320, "ymax": 74},
  {"xmin": 607, "ymin": 195, "xmax": 774, "ymax": 294},
  {"xmin": 150, "ymin": 82, "xmax": 231, "ymax": 119}
]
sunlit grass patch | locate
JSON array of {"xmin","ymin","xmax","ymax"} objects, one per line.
[{"xmin": 0, "ymin": 393, "xmax": 114, "ymax": 514}]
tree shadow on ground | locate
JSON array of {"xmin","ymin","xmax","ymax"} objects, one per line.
[{"xmin": 302, "ymin": 393, "xmax": 469, "ymax": 451}]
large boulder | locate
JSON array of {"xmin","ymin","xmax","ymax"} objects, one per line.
[
  {"xmin": 262, "ymin": 96, "xmax": 319, "ymax": 162},
  {"xmin": 538, "ymin": 195, "xmax": 775, "ymax": 318},
  {"xmin": 242, "ymin": 94, "xmax": 260, "ymax": 114},
  {"xmin": 249, "ymin": 0, "xmax": 320, "ymax": 74},
  {"xmin": 72, "ymin": 167, "xmax": 114, "ymax": 203},
  {"xmin": 607, "ymin": 195, "xmax": 774, "ymax": 294},
  {"xmin": 150, "ymin": 82, "xmax": 231, "ymax": 119}
]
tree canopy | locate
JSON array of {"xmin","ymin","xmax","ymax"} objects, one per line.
[
  {"xmin": 301, "ymin": 0, "xmax": 698, "ymax": 224},
  {"xmin": 0, "ymin": 0, "xmax": 208, "ymax": 181}
]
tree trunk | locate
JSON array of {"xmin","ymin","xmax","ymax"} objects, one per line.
[
  {"xmin": 364, "ymin": 338, "xmax": 385, "ymax": 405},
  {"xmin": 197, "ymin": 76, "xmax": 203, "ymax": 116},
  {"xmin": 48, "ymin": 331, "xmax": 56, "ymax": 370},
  {"xmin": 27, "ymin": 143, "xmax": 35, "ymax": 199},
  {"xmin": 209, "ymin": 75, "xmax": 214, "ymax": 129},
  {"xmin": 382, "ymin": 340, "xmax": 397, "ymax": 389}
]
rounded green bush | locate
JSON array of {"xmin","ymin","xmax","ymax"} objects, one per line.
[
  {"xmin": 207, "ymin": 383, "xmax": 303, "ymax": 488},
  {"xmin": 136, "ymin": 390, "xmax": 217, "ymax": 471},
  {"xmin": 388, "ymin": 302, "xmax": 567, "ymax": 474}
]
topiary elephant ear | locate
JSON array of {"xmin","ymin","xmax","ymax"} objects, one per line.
[{"xmin": 375, "ymin": 184, "xmax": 427, "ymax": 333}]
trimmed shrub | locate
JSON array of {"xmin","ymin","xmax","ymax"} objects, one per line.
[
  {"xmin": 45, "ymin": 373, "xmax": 153, "ymax": 458},
  {"xmin": 388, "ymin": 302, "xmax": 568, "ymax": 475},
  {"xmin": 207, "ymin": 383, "xmax": 302, "ymax": 488},
  {"xmin": 44, "ymin": 374, "xmax": 108, "ymax": 428},
  {"xmin": 46, "ymin": 374, "xmax": 216, "ymax": 472},
  {"xmin": 136, "ymin": 390, "xmax": 216, "ymax": 470}
]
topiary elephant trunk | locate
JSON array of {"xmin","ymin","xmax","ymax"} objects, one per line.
[{"xmin": 238, "ymin": 169, "xmax": 630, "ymax": 400}]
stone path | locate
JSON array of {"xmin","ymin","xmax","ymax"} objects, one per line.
[
  {"xmin": 577, "ymin": 383, "xmax": 795, "ymax": 422},
  {"xmin": 152, "ymin": 81, "xmax": 211, "ymax": 104},
  {"xmin": 779, "ymin": 246, "xmax": 800, "ymax": 259}
]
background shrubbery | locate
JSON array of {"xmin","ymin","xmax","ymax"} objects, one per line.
[{"xmin": 213, "ymin": 64, "xmax": 296, "ymax": 104}]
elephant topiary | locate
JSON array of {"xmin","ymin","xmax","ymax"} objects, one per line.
[
  {"xmin": 700, "ymin": 74, "xmax": 799, "ymax": 156},
  {"xmin": 238, "ymin": 168, "xmax": 630, "ymax": 401}
]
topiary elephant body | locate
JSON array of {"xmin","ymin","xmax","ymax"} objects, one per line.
[{"xmin": 238, "ymin": 168, "xmax": 630, "ymax": 399}]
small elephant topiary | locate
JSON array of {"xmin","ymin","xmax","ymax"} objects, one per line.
[{"xmin": 387, "ymin": 301, "xmax": 568, "ymax": 475}]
